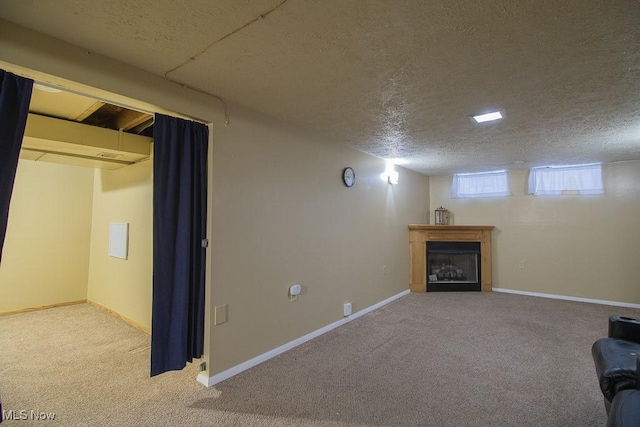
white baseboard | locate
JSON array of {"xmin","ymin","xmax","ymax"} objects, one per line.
[
  {"xmin": 492, "ymin": 287, "xmax": 640, "ymax": 310},
  {"xmin": 197, "ymin": 289, "xmax": 411, "ymax": 387}
]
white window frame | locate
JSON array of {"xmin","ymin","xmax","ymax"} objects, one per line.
[
  {"xmin": 451, "ymin": 170, "xmax": 510, "ymax": 199},
  {"xmin": 528, "ymin": 163, "xmax": 604, "ymax": 196}
]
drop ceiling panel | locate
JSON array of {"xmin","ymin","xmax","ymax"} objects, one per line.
[{"xmin": 30, "ymin": 88, "xmax": 101, "ymax": 121}]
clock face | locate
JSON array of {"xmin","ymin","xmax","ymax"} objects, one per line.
[{"xmin": 342, "ymin": 167, "xmax": 355, "ymax": 187}]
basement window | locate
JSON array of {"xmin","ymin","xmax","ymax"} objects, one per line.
[
  {"xmin": 452, "ymin": 170, "xmax": 510, "ymax": 198},
  {"xmin": 528, "ymin": 164, "xmax": 604, "ymax": 196}
]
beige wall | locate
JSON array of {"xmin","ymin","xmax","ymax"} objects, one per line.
[
  {"xmin": 0, "ymin": 20, "xmax": 430, "ymax": 378},
  {"xmin": 87, "ymin": 160, "xmax": 153, "ymax": 330},
  {"xmin": 210, "ymin": 107, "xmax": 430, "ymax": 372},
  {"xmin": 429, "ymin": 161, "xmax": 640, "ymax": 305},
  {"xmin": 1, "ymin": 144, "xmax": 153, "ymax": 327},
  {"xmin": 0, "ymin": 160, "xmax": 94, "ymax": 312}
]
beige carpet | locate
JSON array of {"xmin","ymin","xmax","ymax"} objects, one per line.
[{"xmin": 1, "ymin": 292, "xmax": 639, "ymax": 426}]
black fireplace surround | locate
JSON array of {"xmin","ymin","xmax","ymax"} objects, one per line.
[{"xmin": 427, "ymin": 241, "xmax": 481, "ymax": 292}]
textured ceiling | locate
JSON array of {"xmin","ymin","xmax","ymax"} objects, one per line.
[{"xmin": 1, "ymin": 0, "xmax": 639, "ymax": 175}]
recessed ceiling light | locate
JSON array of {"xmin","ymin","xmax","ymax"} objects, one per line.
[{"xmin": 471, "ymin": 111, "xmax": 503, "ymax": 123}]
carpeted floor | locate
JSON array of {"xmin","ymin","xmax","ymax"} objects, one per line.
[{"xmin": 1, "ymin": 292, "xmax": 639, "ymax": 426}]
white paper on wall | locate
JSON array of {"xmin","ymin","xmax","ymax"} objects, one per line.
[{"xmin": 108, "ymin": 222, "xmax": 129, "ymax": 260}]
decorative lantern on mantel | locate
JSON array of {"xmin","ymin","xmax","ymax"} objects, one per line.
[{"xmin": 434, "ymin": 206, "xmax": 450, "ymax": 225}]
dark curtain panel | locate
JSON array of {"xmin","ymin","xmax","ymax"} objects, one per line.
[
  {"xmin": 151, "ymin": 113, "xmax": 208, "ymax": 376},
  {"xmin": 0, "ymin": 70, "xmax": 33, "ymax": 263}
]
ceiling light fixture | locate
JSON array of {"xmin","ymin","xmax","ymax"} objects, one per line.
[{"xmin": 471, "ymin": 110, "xmax": 503, "ymax": 123}]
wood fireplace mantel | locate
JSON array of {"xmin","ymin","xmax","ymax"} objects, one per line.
[{"xmin": 408, "ymin": 225, "xmax": 495, "ymax": 293}]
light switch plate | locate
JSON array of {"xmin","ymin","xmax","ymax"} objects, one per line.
[{"xmin": 214, "ymin": 304, "xmax": 228, "ymax": 325}]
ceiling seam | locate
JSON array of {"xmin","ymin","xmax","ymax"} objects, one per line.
[{"xmin": 162, "ymin": 0, "xmax": 291, "ymax": 127}]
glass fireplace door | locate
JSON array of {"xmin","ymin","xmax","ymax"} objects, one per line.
[{"xmin": 427, "ymin": 241, "xmax": 481, "ymax": 292}]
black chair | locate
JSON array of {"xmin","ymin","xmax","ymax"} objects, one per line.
[
  {"xmin": 606, "ymin": 357, "xmax": 640, "ymax": 427},
  {"xmin": 592, "ymin": 315, "xmax": 640, "ymax": 411},
  {"xmin": 591, "ymin": 315, "xmax": 640, "ymax": 427}
]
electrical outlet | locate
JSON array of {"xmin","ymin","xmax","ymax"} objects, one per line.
[
  {"xmin": 344, "ymin": 303, "xmax": 352, "ymax": 317},
  {"xmin": 382, "ymin": 265, "xmax": 387, "ymax": 275},
  {"xmin": 518, "ymin": 260, "xmax": 526, "ymax": 269}
]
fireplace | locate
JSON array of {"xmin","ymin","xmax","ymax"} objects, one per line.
[
  {"xmin": 427, "ymin": 241, "xmax": 481, "ymax": 292},
  {"xmin": 408, "ymin": 225, "xmax": 494, "ymax": 293}
]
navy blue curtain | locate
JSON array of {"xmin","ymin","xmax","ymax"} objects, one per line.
[
  {"xmin": 0, "ymin": 70, "xmax": 33, "ymax": 263},
  {"xmin": 151, "ymin": 113, "xmax": 208, "ymax": 376}
]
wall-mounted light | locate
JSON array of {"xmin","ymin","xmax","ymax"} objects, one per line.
[{"xmin": 381, "ymin": 160, "xmax": 400, "ymax": 185}]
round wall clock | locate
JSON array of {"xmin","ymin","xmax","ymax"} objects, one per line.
[{"xmin": 342, "ymin": 167, "xmax": 355, "ymax": 187}]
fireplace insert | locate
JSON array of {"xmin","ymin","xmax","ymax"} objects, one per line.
[{"xmin": 426, "ymin": 241, "xmax": 481, "ymax": 292}]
